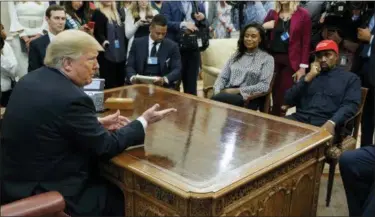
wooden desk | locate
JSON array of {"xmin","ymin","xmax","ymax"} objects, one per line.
[{"xmin": 100, "ymin": 85, "xmax": 332, "ymax": 216}]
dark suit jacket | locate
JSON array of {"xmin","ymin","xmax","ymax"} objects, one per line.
[
  {"xmin": 160, "ymin": 1, "xmax": 206, "ymax": 43},
  {"xmin": 126, "ymin": 36, "xmax": 181, "ymax": 85},
  {"xmin": 0, "ymin": 67, "xmax": 145, "ymax": 215},
  {"xmin": 28, "ymin": 34, "xmax": 50, "ymax": 72},
  {"xmin": 264, "ymin": 7, "xmax": 312, "ymax": 71},
  {"xmin": 351, "ymin": 35, "xmax": 375, "ymax": 87}
]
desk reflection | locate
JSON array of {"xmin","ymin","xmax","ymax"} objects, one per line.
[{"xmin": 103, "ymin": 85, "xmax": 320, "ymax": 189}]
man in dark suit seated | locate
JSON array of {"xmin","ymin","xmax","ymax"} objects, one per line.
[
  {"xmin": 339, "ymin": 145, "xmax": 375, "ymax": 216},
  {"xmin": 127, "ymin": 14, "xmax": 181, "ymax": 89},
  {"xmin": 28, "ymin": 5, "xmax": 66, "ymax": 72},
  {"xmin": 284, "ymin": 40, "xmax": 362, "ymax": 137},
  {"xmin": 0, "ymin": 29, "xmax": 176, "ymax": 216}
]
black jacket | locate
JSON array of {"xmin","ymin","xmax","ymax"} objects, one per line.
[
  {"xmin": 0, "ymin": 67, "xmax": 145, "ymax": 215},
  {"xmin": 126, "ymin": 36, "xmax": 181, "ymax": 85},
  {"xmin": 28, "ymin": 34, "xmax": 50, "ymax": 72}
]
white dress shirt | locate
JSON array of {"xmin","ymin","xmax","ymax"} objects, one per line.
[
  {"xmin": 48, "ymin": 31, "xmax": 56, "ymax": 42},
  {"xmin": 148, "ymin": 35, "xmax": 161, "ymax": 55}
]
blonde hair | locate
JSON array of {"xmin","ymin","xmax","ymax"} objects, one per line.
[
  {"xmin": 129, "ymin": 1, "xmax": 154, "ymax": 20},
  {"xmin": 44, "ymin": 29, "xmax": 103, "ymax": 69},
  {"xmin": 98, "ymin": 2, "xmax": 121, "ymax": 25},
  {"xmin": 275, "ymin": 1, "xmax": 300, "ymax": 13},
  {"xmin": 19, "ymin": 1, "xmax": 42, "ymax": 4}
]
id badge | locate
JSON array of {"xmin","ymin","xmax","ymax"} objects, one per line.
[
  {"xmin": 280, "ymin": 32, "xmax": 289, "ymax": 41},
  {"xmin": 114, "ymin": 39, "xmax": 120, "ymax": 49},
  {"xmin": 148, "ymin": 57, "xmax": 158, "ymax": 65},
  {"xmin": 197, "ymin": 38, "xmax": 203, "ymax": 47},
  {"xmin": 340, "ymin": 55, "xmax": 347, "ymax": 66}
]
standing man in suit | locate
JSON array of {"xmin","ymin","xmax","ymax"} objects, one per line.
[
  {"xmin": 28, "ymin": 5, "xmax": 66, "ymax": 72},
  {"xmin": 1, "ymin": 30, "xmax": 176, "ymax": 216},
  {"xmin": 127, "ymin": 14, "xmax": 181, "ymax": 89},
  {"xmin": 161, "ymin": 1, "xmax": 207, "ymax": 95},
  {"xmin": 351, "ymin": 12, "xmax": 375, "ymax": 146}
]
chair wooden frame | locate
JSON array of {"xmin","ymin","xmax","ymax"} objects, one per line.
[{"xmin": 324, "ymin": 87, "xmax": 368, "ymax": 206}]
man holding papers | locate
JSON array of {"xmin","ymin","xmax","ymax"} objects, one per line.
[{"xmin": 126, "ymin": 14, "xmax": 181, "ymax": 89}]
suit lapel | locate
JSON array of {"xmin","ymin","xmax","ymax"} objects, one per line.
[
  {"xmin": 140, "ymin": 38, "xmax": 148, "ymax": 74},
  {"xmin": 157, "ymin": 40, "xmax": 167, "ymax": 74},
  {"xmin": 178, "ymin": 1, "xmax": 185, "ymax": 17},
  {"xmin": 41, "ymin": 35, "xmax": 50, "ymax": 61},
  {"xmin": 271, "ymin": 11, "xmax": 279, "ymax": 41},
  {"xmin": 289, "ymin": 10, "xmax": 298, "ymax": 39}
]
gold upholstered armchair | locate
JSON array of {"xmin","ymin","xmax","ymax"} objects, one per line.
[
  {"xmin": 201, "ymin": 38, "xmax": 238, "ymax": 98},
  {"xmin": 281, "ymin": 87, "xmax": 368, "ymax": 207}
]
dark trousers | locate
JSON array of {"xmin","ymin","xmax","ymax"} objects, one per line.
[
  {"xmin": 98, "ymin": 53, "xmax": 126, "ymax": 89},
  {"xmin": 359, "ymin": 60, "xmax": 374, "ymax": 146},
  {"xmin": 211, "ymin": 92, "xmax": 264, "ymax": 110},
  {"xmin": 1, "ymin": 90, "xmax": 12, "ymax": 107},
  {"xmin": 101, "ymin": 179, "xmax": 125, "ymax": 216},
  {"xmin": 181, "ymin": 50, "xmax": 200, "ymax": 95},
  {"xmin": 64, "ymin": 177, "xmax": 125, "ymax": 216},
  {"xmin": 339, "ymin": 145, "xmax": 375, "ymax": 216},
  {"xmin": 271, "ymin": 53, "xmax": 295, "ymax": 116}
]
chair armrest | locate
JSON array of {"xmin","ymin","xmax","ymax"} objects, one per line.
[
  {"xmin": 202, "ymin": 65, "xmax": 221, "ymax": 77},
  {"xmin": 203, "ymin": 86, "xmax": 214, "ymax": 98},
  {"xmin": 245, "ymin": 92, "xmax": 269, "ymax": 102},
  {"xmin": 340, "ymin": 110, "xmax": 361, "ymax": 139},
  {"xmin": 1, "ymin": 191, "xmax": 66, "ymax": 217},
  {"xmin": 203, "ymin": 86, "xmax": 213, "ymax": 92}
]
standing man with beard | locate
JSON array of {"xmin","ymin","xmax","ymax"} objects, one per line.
[
  {"xmin": 283, "ymin": 40, "xmax": 361, "ymax": 137},
  {"xmin": 28, "ymin": 4, "xmax": 66, "ymax": 72}
]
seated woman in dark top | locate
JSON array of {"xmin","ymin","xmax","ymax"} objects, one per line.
[{"xmin": 212, "ymin": 23, "xmax": 275, "ymax": 110}]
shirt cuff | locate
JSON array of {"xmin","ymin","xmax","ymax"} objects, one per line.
[
  {"xmin": 370, "ymin": 35, "xmax": 374, "ymax": 45},
  {"xmin": 328, "ymin": 120, "xmax": 336, "ymax": 126},
  {"xmin": 130, "ymin": 75, "xmax": 136, "ymax": 83},
  {"xmin": 136, "ymin": 116, "xmax": 148, "ymax": 131},
  {"xmin": 299, "ymin": 64, "xmax": 309, "ymax": 69},
  {"xmin": 180, "ymin": 22, "xmax": 187, "ymax": 29},
  {"xmin": 163, "ymin": 77, "xmax": 169, "ymax": 84}
]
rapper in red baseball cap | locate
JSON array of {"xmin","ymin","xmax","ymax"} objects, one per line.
[{"xmin": 314, "ymin": 40, "xmax": 339, "ymax": 72}]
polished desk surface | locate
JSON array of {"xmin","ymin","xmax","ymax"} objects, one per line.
[{"xmin": 103, "ymin": 85, "xmax": 332, "ymax": 196}]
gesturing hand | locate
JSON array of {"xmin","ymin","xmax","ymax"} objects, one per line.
[
  {"xmin": 141, "ymin": 104, "xmax": 177, "ymax": 125},
  {"xmin": 98, "ymin": 110, "xmax": 130, "ymax": 131}
]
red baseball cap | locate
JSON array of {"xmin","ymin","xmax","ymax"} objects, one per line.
[{"xmin": 315, "ymin": 40, "xmax": 339, "ymax": 55}]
